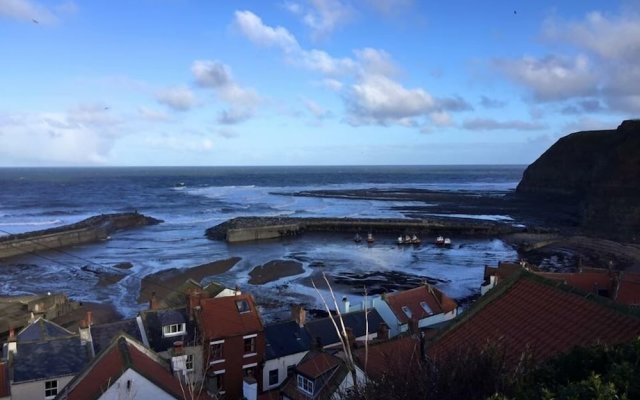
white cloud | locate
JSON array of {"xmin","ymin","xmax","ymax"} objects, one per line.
[
  {"xmin": 462, "ymin": 118, "xmax": 547, "ymax": 131},
  {"xmin": 429, "ymin": 111, "xmax": 452, "ymax": 127},
  {"xmin": 365, "ymin": 0, "xmax": 415, "ymax": 15},
  {"xmin": 303, "ymin": 98, "xmax": 331, "ymax": 119},
  {"xmin": 321, "ymin": 78, "xmax": 344, "ymax": 92},
  {"xmin": 562, "ymin": 117, "xmax": 617, "ymax": 133},
  {"xmin": 496, "ymin": 55, "xmax": 597, "ymax": 101},
  {"xmin": 191, "ymin": 60, "xmax": 261, "ymax": 124},
  {"xmin": 234, "ymin": 10, "xmax": 299, "ymax": 53},
  {"xmin": 0, "ymin": 107, "xmax": 122, "ymax": 165},
  {"xmin": 137, "ymin": 106, "xmax": 171, "ymax": 122},
  {"xmin": 479, "ymin": 96, "xmax": 506, "ymax": 109},
  {"xmin": 355, "ymin": 48, "xmax": 398, "ymax": 77},
  {"xmin": 145, "ymin": 133, "xmax": 214, "ymax": 153},
  {"xmin": 345, "ymin": 74, "xmax": 434, "ymax": 126},
  {"xmin": 544, "ymin": 11, "xmax": 640, "ymax": 61},
  {"xmin": 301, "ymin": 0, "xmax": 353, "ymax": 39},
  {"xmin": 155, "ymin": 86, "xmax": 197, "ymax": 111},
  {"xmin": 0, "ymin": 0, "xmax": 58, "ymax": 24}
]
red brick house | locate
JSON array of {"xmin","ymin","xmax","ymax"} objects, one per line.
[{"xmin": 196, "ymin": 293, "xmax": 265, "ymax": 399}]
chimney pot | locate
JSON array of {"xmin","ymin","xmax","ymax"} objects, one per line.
[
  {"xmin": 291, "ymin": 304, "xmax": 306, "ymax": 328},
  {"xmin": 149, "ymin": 291, "xmax": 158, "ymax": 310}
]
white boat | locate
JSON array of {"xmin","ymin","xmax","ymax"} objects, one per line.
[
  {"xmin": 354, "ymin": 233, "xmax": 362, "ymax": 243},
  {"xmin": 443, "ymin": 238, "xmax": 451, "ymax": 247},
  {"xmin": 411, "ymin": 234, "xmax": 421, "ymax": 245},
  {"xmin": 367, "ymin": 233, "xmax": 375, "ymax": 243},
  {"xmin": 436, "ymin": 236, "xmax": 445, "ymax": 246}
]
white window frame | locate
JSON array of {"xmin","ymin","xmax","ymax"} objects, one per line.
[
  {"xmin": 211, "ymin": 369, "xmax": 225, "ymax": 395},
  {"xmin": 401, "ymin": 306, "xmax": 412, "ymax": 318},
  {"xmin": 210, "ymin": 340, "xmax": 225, "ymax": 364},
  {"xmin": 162, "ymin": 323, "xmax": 186, "ymax": 337},
  {"xmin": 243, "ymin": 335, "xmax": 257, "ymax": 357},
  {"xmin": 45, "ymin": 379, "xmax": 58, "ymax": 399},
  {"xmin": 186, "ymin": 353, "xmax": 194, "ymax": 371},
  {"xmin": 297, "ymin": 374, "xmax": 314, "ymax": 395}
]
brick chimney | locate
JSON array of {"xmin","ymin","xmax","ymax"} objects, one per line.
[
  {"xmin": 186, "ymin": 288, "xmax": 203, "ymax": 321},
  {"xmin": 342, "ymin": 296, "xmax": 350, "ymax": 314},
  {"xmin": 79, "ymin": 311, "xmax": 93, "ymax": 346},
  {"xmin": 291, "ymin": 304, "xmax": 306, "ymax": 327},
  {"xmin": 172, "ymin": 341, "xmax": 185, "ymax": 356},
  {"xmin": 149, "ymin": 291, "xmax": 158, "ymax": 310},
  {"xmin": 377, "ymin": 322, "xmax": 389, "ymax": 341},
  {"xmin": 7, "ymin": 327, "xmax": 17, "ymax": 357}
]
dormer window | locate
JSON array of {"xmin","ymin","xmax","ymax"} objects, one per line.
[
  {"xmin": 163, "ymin": 323, "xmax": 186, "ymax": 337},
  {"xmin": 420, "ymin": 301, "xmax": 433, "ymax": 315},
  {"xmin": 401, "ymin": 306, "xmax": 412, "ymax": 318},
  {"xmin": 297, "ymin": 374, "xmax": 314, "ymax": 395},
  {"xmin": 236, "ymin": 299, "xmax": 250, "ymax": 313}
]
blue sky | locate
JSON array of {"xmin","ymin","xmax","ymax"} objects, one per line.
[{"xmin": 0, "ymin": 0, "xmax": 638, "ymax": 166}]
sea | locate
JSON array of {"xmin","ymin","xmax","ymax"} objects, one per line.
[{"xmin": 0, "ymin": 165, "xmax": 525, "ymax": 320}]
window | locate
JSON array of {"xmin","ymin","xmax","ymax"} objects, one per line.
[
  {"xmin": 420, "ymin": 301, "xmax": 433, "ymax": 314},
  {"xmin": 297, "ymin": 374, "xmax": 314, "ymax": 395},
  {"xmin": 45, "ymin": 380, "xmax": 58, "ymax": 399},
  {"xmin": 210, "ymin": 342, "xmax": 224, "ymax": 361},
  {"xmin": 186, "ymin": 354, "xmax": 194, "ymax": 371},
  {"xmin": 162, "ymin": 323, "xmax": 186, "ymax": 337},
  {"xmin": 269, "ymin": 369, "xmax": 279, "ymax": 386},
  {"xmin": 207, "ymin": 372, "xmax": 224, "ymax": 394},
  {"xmin": 236, "ymin": 299, "xmax": 250, "ymax": 313},
  {"xmin": 243, "ymin": 366, "xmax": 256, "ymax": 378},
  {"xmin": 244, "ymin": 337, "xmax": 256, "ymax": 354},
  {"xmin": 401, "ymin": 306, "xmax": 412, "ymax": 318}
]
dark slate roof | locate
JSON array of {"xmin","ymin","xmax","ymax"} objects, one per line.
[
  {"xmin": 265, "ymin": 321, "xmax": 312, "ymax": 360},
  {"xmin": 281, "ymin": 350, "xmax": 349, "ymax": 400},
  {"xmin": 304, "ymin": 309, "xmax": 384, "ymax": 348},
  {"xmin": 90, "ymin": 318, "xmax": 143, "ymax": 356},
  {"xmin": 139, "ymin": 307, "xmax": 198, "ymax": 353},
  {"xmin": 58, "ymin": 335, "xmax": 187, "ymax": 400},
  {"xmin": 13, "ymin": 337, "xmax": 91, "ymax": 382},
  {"xmin": 17, "ymin": 318, "xmax": 73, "ymax": 342}
]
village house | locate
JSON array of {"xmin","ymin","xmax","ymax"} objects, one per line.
[
  {"xmin": 196, "ymin": 293, "xmax": 265, "ymax": 399},
  {"xmin": 3, "ymin": 317, "xmax": 91, "ymax": 400},
  {"xmin": 262, "ymin": 305, "xmax": 312, "ymax": 391},
  {"xmin": 279, "ymin": 350, "xmax": 360, "ymax": 400},
  {"xmin": 482, "ymin": 262, "xmax": 640, "ymax": 306},
  {"xmin": 304, "ymin": 308, "xmax": 384, "ymax": 350},
  {"xmin": 429, "ymin": 269, "xmax": 640, "ymax": 365},
  {"xmin": 0, "ymin": 361, "xmax": 9, "ymax": 400},
  {"xmin": 55, "ymin": 334, "xmax": 192, "ymax": 400},
  {"xmin": 383, "ymin": 284, "xmax": 458, "ymax": 333}
]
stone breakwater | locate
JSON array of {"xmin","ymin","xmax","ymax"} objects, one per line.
[
  {"xmin": 206, "ymin": 216, "xmax": 522, "ymax": 243},
  {"xmin": 0, "ymin": 213, "xmax": 162, "ymax": 260}
]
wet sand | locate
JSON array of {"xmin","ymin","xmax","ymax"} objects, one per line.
[
  {"xmin": 138, "ymin": 257, "xmax": 241, "ymax": 303},
  {"xmin": 248, "ymin": 260, "xmax": 304, "ymax": 285}
]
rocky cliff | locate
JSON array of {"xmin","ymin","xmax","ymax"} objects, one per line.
[{"xmin": 516, "ymin": 120, "xmax": 640, "ymax": 240}]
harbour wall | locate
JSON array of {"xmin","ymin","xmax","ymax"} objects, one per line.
[
  {"xmin": 0, "ymin": 213, "xmax": 162, "ymax": 260},
  {"xmin": 208, "ymin": 217, "xmax": 521, "ymax": 243}
]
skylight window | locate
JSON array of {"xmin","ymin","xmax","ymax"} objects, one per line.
[
  {"xmin": 401, "ymin": 306, "xmax": 412, "ymax": 318},
  {"xmin": 236, "ymin": 299, "xmax": 250, "ymax": 313},
  {"xmin": 420, "ymin": 301, "xmax": 433, "ymax": 315}
]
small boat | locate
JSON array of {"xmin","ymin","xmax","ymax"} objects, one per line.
[
  {"xmin": 436, "ymin": 236, "xmax": 445, "ymax": 246},
  {"xmin": 354, "ymin": 233, "xmax": 362, "ymax": 243},
  {"xmin": 397, "ymin": 236, "xmax": 404, "ymax": 244},
  {"xmin": 443, "ymin": 238, "xmax": 451, "ymax": 247},
  {"xmin": 411, "ymin": 234, "xmax": 421, "ymax": 245},
  {"xmin": 367, "ymin": 233, "xmax": 375, "ymax": 243}
]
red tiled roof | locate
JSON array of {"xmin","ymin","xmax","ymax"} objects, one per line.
[
  {"xmin": 616, "ymin": 272, "xmax": 640, "ymax": 306},
  {"xmin": 61, "ymin": 335, "xmax": 190, "ymax": 400},
  {"xmin": 429, "ymin": 272, "xmax": 640, "ymax": 365},
  {"xmin": 536, "ymin": 270, "xmax": 614, "ymax": 294},
  {"xmin": 296, "ymin": 351, "xmax": 340, "ymax": 379},
  {"xmin": 353, "ymin": 335, "xmax": 422, "ymax": 379},
  {"xmin": 199, "ymin": 294, "xmax": 263, "ymax": 339},
  {"xmin": 385, "ymin": 285, "xmax": 457, "ymax": 324},
  {"xmin": 0, "ymin": 361, "xmax": 9, "ymax": 398}
]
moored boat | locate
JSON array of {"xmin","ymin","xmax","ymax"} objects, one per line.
[
  {"xmin": 436, "ymin": 236, "xmax": 445, "ymax": 246},
  {"xmin": 354, "ymin": 233, "xmax": 362, "ymax": 243},
  {"xmin": 443, "ymin": 237, "xmax": 451, "ymax": 247},
  {"xmin": 367, "ymin": 233, "xmax": 375, "ymax": 243}
]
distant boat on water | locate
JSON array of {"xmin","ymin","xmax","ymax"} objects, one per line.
[
  {"xmin": 398, "ymin": 234, "xmax": 421, "ymax": 245},
  {"xmin": 367, "ymin": 233, "xmax": 375, "ymax": 243},
  {"xmin": 354, "ymin": 233, "xmax": 362, "ymax": 243},
  {"xmin": 436, "ymin": 236, "xmax": 445, "ymax": 246}
]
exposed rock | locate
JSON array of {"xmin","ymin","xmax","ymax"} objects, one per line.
[
  {"xmin": 248, "ymin": 260, "xmax": 304, "ymax": 285},
  {"xmin": 516, "ymin": 120, "xmax": 640, "ymax": 241},
  {"xmin": 112, "ymin": 262, "xmax": 134, "ymax": 270}
]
